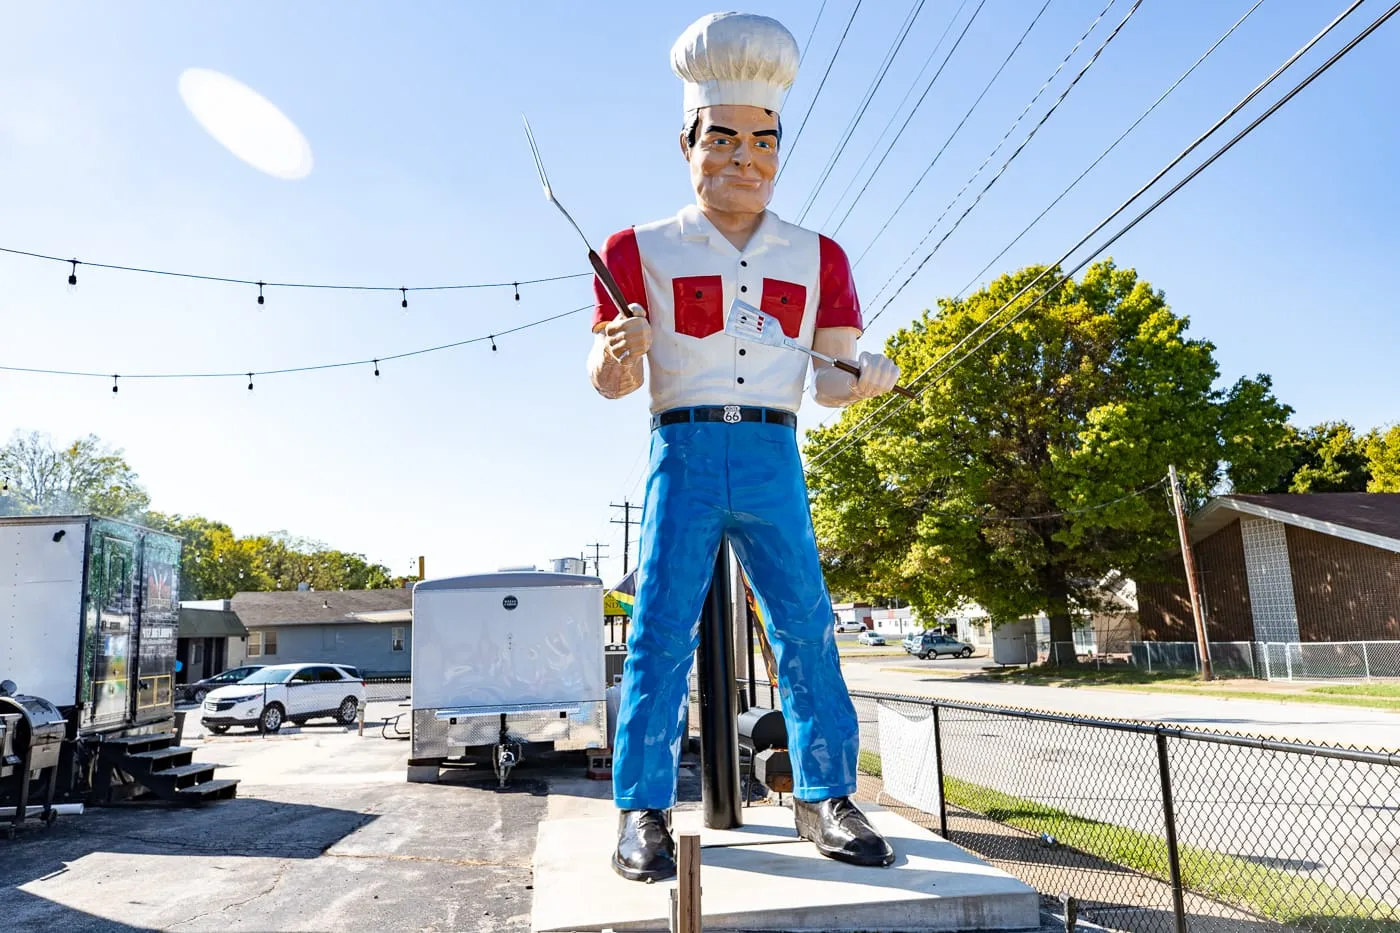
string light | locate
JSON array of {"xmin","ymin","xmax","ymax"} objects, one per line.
[
  {"xmin": 0, "ymin": 245, "xmax": 588, "ymax": 299},
  {"xmin": 400, "ymin": 288, "xmax": 408, "ymax": 309},
  {"xmin": 373, "ymin": 359, "xmax": 380, "ymax": 377},
  {"xmin": 256, "ymin": 282, "xmax": 265, "ymax": 306},
  {"xmin": 247, "ymin": 373, "xmax": 254, "ymax": 391},
  {"xmin": 0, "ymin": 303, "xmax": 590, "ymax": 390},
  {"xmin": 513, "ymin": 282, "xmax": 520, "ymax": 301}
]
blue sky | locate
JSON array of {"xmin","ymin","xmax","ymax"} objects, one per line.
[{"xmin": 1, "ymin": 1, "xmax": 1395, "ymax": 583}]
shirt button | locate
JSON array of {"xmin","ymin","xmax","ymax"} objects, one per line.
[
  {"xmin": 738, "ymin": 348, "xmax": 746, "ymax": 356},
  {"xmin": 740, "ymin": 285, "xmax": 747, "ymax": 293},
  {"xmin": 737, "ymin": 377, "xmax": 745, "ymax": 385},
  {"xmin": 740, "ymin": 261, "xmax": 748, "ymax": 267}
]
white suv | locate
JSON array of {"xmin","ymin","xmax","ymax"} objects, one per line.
[{"xmin": 201, "ymin": 662, "xmax": 366, "ymax": 734}]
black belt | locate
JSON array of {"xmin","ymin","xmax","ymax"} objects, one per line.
[{"xmin": 651, "ymin": 406, "xmax": 797, "ymax": 431}]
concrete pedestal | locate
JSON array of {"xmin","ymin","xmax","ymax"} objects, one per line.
[{"xmin": 531, "ymin": 804, "xmax": 1040, "ymax": 932}]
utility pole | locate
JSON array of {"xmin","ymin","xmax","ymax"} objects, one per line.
[
  {"xmin": 610, "ymin": 501, "xmax": 642, "ymax": 574},
  {"xmin": 1168, "ymin": 465, "xmax": 1213, "ymax": 681},
  {"xmin": 585, "ymin": 542, "xmax": 609, "ymax": 578}
]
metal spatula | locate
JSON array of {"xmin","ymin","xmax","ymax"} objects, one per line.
[{"xmin": 724, "ymin": 301, "xmax": 917, "ymax": 398}]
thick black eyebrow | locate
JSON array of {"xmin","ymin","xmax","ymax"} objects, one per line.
[
  {"xmin": 753, "ymin": 129, "xmax": 779, "ymax": 138},
  {"xmin": 702, "ymin": 124, "xmax": 738, "ymax": 137}
]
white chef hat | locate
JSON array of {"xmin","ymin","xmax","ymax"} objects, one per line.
[{"xmin": 671, "ymin": 12, "xmax": 800, "ymax": 115}]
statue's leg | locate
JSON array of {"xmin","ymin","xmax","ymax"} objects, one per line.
[
  {"xmin": 726, "ymin": 423, "xmax": 857, "ymax": 802},
  {"xmin": 612, "ymin": 423, "xmax": 728, "ymax": 810}
]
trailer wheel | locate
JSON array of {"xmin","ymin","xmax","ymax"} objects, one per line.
[
  {"xmin": 260, "ymin": 703, "xmax": 285, "ymax": 733},
  {"xmin": 336, "ymin": 697, "xmax": 359, "ymax": 725}
]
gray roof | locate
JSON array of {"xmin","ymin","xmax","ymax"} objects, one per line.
[
  {"xmin": 178, "ymin": 607, "xmax": 247, "ymax": 638},
  {"xmin": 1192, "ymin": 493, "xmax": 1400, "ymax": 554},
  {"xmin": 414, "ymin": 572, "xmax": 602, "ymax": 592},
  {"xmin": 231, "ymin": 588, "xmax": 413, "ymax": 629}
]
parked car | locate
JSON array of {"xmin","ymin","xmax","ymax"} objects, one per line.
[
  {"xmin": 201, "ymin": 662, "xmax": 366, "ymax": 734},
  {"xmin": 901, "ymin": 631, "xmax": 926, "ymax": 654},
  {"xmin": 856, "ymin": 630, "xmax": 886, "ymax": 646},
  {"xmin": 176, "ymin": 664, "xmax": 265, "ymax": 705},
  {"xmin": 910, "ymin": 633, "xmax": 975, "ymax": 660},
  {"xmin": 835, "ymin": 620, "xmax": 866, "ymax": 634}
]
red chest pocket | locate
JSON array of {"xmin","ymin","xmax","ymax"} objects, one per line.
[
  {"xmin": 671, "ymin": 275, "xmax": 724, "ymax": 339},
  {"xmin": 760, "ymin": 279, "xmax": 807, "ymax": 339}
]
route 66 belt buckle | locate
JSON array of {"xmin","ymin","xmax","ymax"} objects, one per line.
[{"xmin": 723, "ymin": 405, "xmax": 742, "ymax": 424}]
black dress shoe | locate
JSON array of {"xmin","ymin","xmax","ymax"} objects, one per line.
[
  {"xmin": 612, "ymin": 809, "xmax": 677, "ymax": 882},
  {"xmin": 793, "ymin": 796, "xmax": 895, "ymax": 867}
]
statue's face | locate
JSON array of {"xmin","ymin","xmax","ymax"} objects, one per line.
[{"xmin": 682, "ymin": 104, "xmax": 779, "ymax": 216}]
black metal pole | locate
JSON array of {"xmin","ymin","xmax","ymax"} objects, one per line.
[
  {"xmin": 697, "ymin": 538, "xmax": 742, "ymax": 829},
  {"xmin": 1155, "ymin": 732, "xmax": 1188, "ymax": 932},
  {"xmin": 745, "ymin": 595, "xmax": 757, "ymax": 710},
  {"xmin": 932, "ymin": 704, "xmax": 949, "ymax": 838}
]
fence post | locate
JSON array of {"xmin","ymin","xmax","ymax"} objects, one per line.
[
  {"xmin": 1363, "ymin": 642, "xmax": 1372, "ymax": 681},
  {"xmin": 1155, "ymin": 732, "xmax": 1188, "ymax": 933},
  {"xmin": 932, "ymin": 704, "xmax": 949, "ymax": 838},
  {"xmin": 1285, "ymin": 644, "xmax": 1294, "ymax": 681}
]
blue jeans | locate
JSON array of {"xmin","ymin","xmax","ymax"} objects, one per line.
[{"xmin": 612, "ymin": 419, "xmax": 859, "ymax": 809}]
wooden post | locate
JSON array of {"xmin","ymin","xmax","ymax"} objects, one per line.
[
  {"xmin": 677, "ymin": 832, "xmax": 702, "ymax": 933},
  {"xmin": 357, "ymin": 703, "xmax": 366, "ymax": 737},
  {"xmin": 1168, "ymin": 466, "xmax": 1213, "ymax": 681},
  {"xmin": 418, "ymin": 555, "xmax": 425, "ymax": 581}
]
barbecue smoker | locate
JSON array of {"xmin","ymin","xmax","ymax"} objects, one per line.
[
  {"xmin": 407, "ymin": 572, "xmax": 606, "ymax": 786},
  {"xmin": 0, "ymin": 516, "xmax": 235, "ymax": 814}
]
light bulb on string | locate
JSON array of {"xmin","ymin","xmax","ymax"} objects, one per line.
[
  {"xmin": 513, "ymin": 282, "xmax": 520, "ymax": 302},
  {"xmin": 1, "ymin": 475, "xmax": 8, "ymax": 493},
  {"xmin": 247, "ymin": 373, "xmax": 254, "ymax": 391},
  {"xmin": 400, "ymin": 288, "xmax": 408, "ymax": 309},
  {"xmin": 68, "ymin": 259, "xmax": 79, "ymax": 287},
  {"xmin": 111, "ymin": 375, "xmax": 119, "ymax": 394},
  {"xmin": 373, "ymin": 359, "xmax": 380, "ymax": 377},
  {"xmin": 256, "ymin": 282, "xmax": 265, "ymax": 306},
  {"xmin": 489, "ymin": 335, "xmax": 497, "ymax": 352}
]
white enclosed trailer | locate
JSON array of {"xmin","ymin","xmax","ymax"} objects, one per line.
[{"xmin": 408, "ymin": 571, "xmax": 606, "ymax": 784}]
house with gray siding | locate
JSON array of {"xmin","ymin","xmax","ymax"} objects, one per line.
[{"xmin": 230, "ymin": 588, "xmax": 413, "ymax": 677}]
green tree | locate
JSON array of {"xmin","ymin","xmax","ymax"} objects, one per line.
[
  {"xmin": 1267, "ymin": 422, "xmax": 1372, "ymax": 493},
  {"xmin": 0, "ymin": 431, "xmax": 150, "ymax": 518},
  {"xmin": 806, "ymin": 261, "xmax": 1292, "ymax": 655},
  {"xmin": 1366, "ymin": 425, "xmax": 1400, "ymax": 492}
]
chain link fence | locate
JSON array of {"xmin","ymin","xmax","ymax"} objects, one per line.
[
  {"xmin": 1131, "ymin": 641, "xmax": 1400, "ymax": 681},
  {"xmin": 364, "ymin": 678, "xmax": 411, "ymax": 702},
  {"xmin": 850, "ymin": 690, "xmax": 1400, "ymax": 931}
]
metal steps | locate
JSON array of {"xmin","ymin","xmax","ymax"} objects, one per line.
[{"xmin": 93, "ymin": 732, "xmax": 237, "ymax": 805}]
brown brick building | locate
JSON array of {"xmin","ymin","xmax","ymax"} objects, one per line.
[{"xmin": 1138, "ymin": 494, "xmax": 1400, "ymax": 646}]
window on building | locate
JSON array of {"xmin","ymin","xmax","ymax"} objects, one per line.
[
  {"xmin": 391, "ymin": 627, "xmax": 405, "ymax": 652},
  {"xmin": 248, "ymin": 631, "xmax": 278, "ymax": 657}
]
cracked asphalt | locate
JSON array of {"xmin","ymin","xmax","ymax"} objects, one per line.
[{"xmin": 1, "ymin": 702, "xmax": 555, "ymax": 932}]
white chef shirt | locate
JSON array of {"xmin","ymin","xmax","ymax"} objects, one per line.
[{"xmin": 592, "ymin": 205, "xmax": 863, "ymax": 414}]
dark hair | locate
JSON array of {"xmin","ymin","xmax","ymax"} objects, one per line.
[{"xmin": 683, "ymin": 109, "xmax": 782, "ymax": 150}]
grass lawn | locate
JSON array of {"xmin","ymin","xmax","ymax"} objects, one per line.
[
  {"xmin": 986, "ymin": 666, "xmax": 1400, "ymax": 713},
  {"xmin": 856, "ymin": 751, "xmax": 1394, "ymax": 925}
]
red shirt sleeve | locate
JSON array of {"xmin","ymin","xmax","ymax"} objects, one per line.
[
  {"xmin": 592, "ymin": 228, "xmax": 648, "ymax": 330},
  {"xmin": 816, "ymin": 234, "xmax": 863, "ymax": 332}
]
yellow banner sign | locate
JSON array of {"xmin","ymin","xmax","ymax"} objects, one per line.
[{"xmin": 603, "ymin": 592, "xmax": 630, "ymax": 617}]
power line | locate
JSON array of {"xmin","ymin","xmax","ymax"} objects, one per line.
[
  {"xmin": 811, "ymin": 0, "xmax": 1265, "ymax": 439},
  {"xmin": 953, "ymin": 0, "xmax": 1269, "ymax": 299},
  {"xmin": 802, "ymin": 0, "xmax": 989, "ymax": 229},
  {"xmin": 864, "ymin": 0, "xmax": 1146, "ymax": 329},
  {"xmin": 0, "ymin": 304, "xmax": 591, "ymax": 384},
  {"xmin": 776, "ymin": 0, "xmax": 866, "ymax": 181},
  {"xmin": 793, "ymin": 0, "xmax": 929, "ymax": 226},
  {"xmin": 812, "ymin": 0, "xmax": 974, "ymax": 234},
  {"xmin": 0, "ymin": 245, "xmax": 588, "ymax": 305},
  {"xmin": 798, "ymin": 0, "xmax": 832, "ymax": 61},
  {"xmin": 828, "ymin": 0, "xmax": 1055, "ymax": 239},
  {"xmin": 807, "ymin": 0, "xmax": 1379, "ymax": 474}
]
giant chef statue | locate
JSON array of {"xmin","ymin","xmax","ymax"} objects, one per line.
[{"xmin": 588, "ymin": 12, "xmax": 902, "ymax": 882}]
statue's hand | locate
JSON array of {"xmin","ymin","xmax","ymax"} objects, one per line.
[
  {"xmin": 852, "ymin": 351, "xmax": 899, "ymax": 399},
  {"xmin": 604, "ymin": 304, "xmax": 652, "ymax": 363}
]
